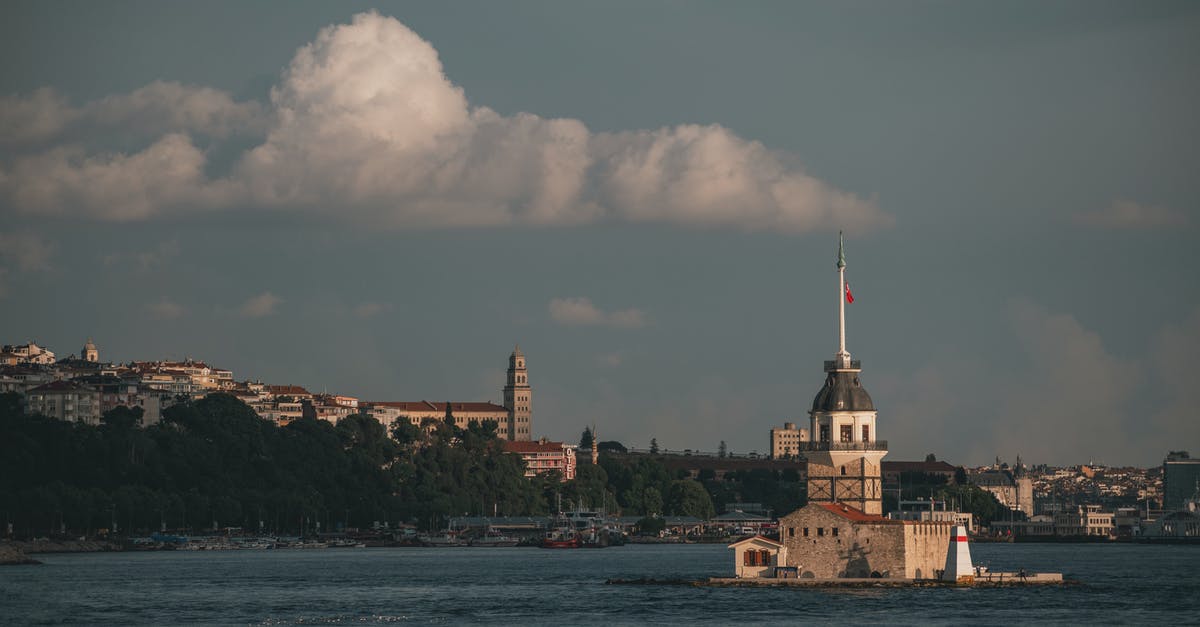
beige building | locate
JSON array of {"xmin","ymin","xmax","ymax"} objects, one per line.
[
  {"xmin": 363, "ymin": 400, "xmax": 510, "ymax": 433},
  {"xmin": 363, "ymin": 347, "xmax": 533, "ymax": 441},
  {"xmin": 729, "ymin": 535, "xmax": 788, "ymax": 578},
  {"xmin": 779, "ymin": 502, "xmax": 952, "ymax": 579},
  {"xmin": 2, "ymin": 342, "xmax": 56, "ymax": 365},
  {"xmin": 25, "ymin": 380, "xmax": 102, "ymax": 425},
  {"xmin": 770, "ymin": 422, "xmax": 810, "ymax": 459},
  {"xmin": 502, "ymin": 438, "xmax": 576, "ymax": 480}
]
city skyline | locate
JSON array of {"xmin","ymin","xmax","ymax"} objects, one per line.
[{"xmin": 2, "ymin": 2, "xmax": 1198, "ymax": 466}]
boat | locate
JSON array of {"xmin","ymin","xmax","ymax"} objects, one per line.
[
  {"xmin": 540, "ymin": 526, "xmax": 581, "ymax": 548},
  {"xmin": 418, "ymin": 532, "xmax": 465, "ymax": 547},
  {"xmin": 470, "ymin": 528, "xmax": 519, "ymax": 547}
]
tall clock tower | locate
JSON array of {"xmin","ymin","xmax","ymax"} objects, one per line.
[
  {"xmin": 503, "ymin": 345, "xmax": 532, "ymax": 441},
  {"xmin": 805, "ymin": 234, "xmax": 887, "ymax": 515}
]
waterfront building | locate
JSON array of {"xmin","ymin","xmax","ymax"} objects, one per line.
[
  {"xmin": 728, "ymin": 535, "xmax": 787, "ymax": 578},
  {"xmin": 887, "ymin": 499, "xmax": 974, "ymax": 532},
  {"xmin": 803, "ymin": 234, "xmax": 886, "ymax": 515},
  {"xmin": 770, "ymin": 422, "xmax": 809, "ymax": 459},
  {"xmin": 1163, "ymin": 451, "xmax": 1200, "ymax": 511},
  {"xmin": 1052, "ymin": 504, "xmax": 1115, "ymax": 538},
  {"xmin": 24, "ymin": 380, "xmax": 101, "ymax": 425},
  {"xmin": 778, "ymin": 502, "xmax": 952, "ymax": 578},
  {"xmin": 502, "ymin": 438, "xmax": 576, "ymax": 480}
]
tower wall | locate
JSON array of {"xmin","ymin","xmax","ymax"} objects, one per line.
[{"xmin": 503, "ymin": 348, "xmax": 532, "ymax": 441}]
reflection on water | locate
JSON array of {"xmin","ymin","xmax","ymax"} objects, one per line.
[{"xmin": 1, "ymin": 543, "xmax": 1198, "ymax": 625}]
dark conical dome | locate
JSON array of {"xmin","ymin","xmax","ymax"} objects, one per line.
[{"xmin": 811, "ymin": 370, "xmax": 875, "ymax": 413}]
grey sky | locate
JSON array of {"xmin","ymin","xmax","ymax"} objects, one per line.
[{"xmin": 1, "ymin": 1, "xmax": 1197, "ymax": 466}]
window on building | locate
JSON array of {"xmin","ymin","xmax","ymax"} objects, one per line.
[
  {"xmin": 803, "ymin": 527, "xmax": 809, "ymax": 537},
  {"xmin": 840, "ymin": 466, "xmax": 847, "ymax": 476},
  {"xmin": 788, "ymin": 527, "xmax": 794, "ymax": 537},
  {"xmin": 832, "ymin": 528, "xmax": 839, "ymax": 537},
  {"xmin": 759, "ymin": 549, "xmax": 770, "ymax": 565},
  {"xmin": 862, "ymin": 425, "xmax": 870, "ymax": 442},
  {"xmin": 817, "ymin": 527, "xmax": 825, "ymax": 537},
  {"xmin": 820, "ymin": 426, "xmax": 830, "ymax": 442},
  {"xmin": 840, "ymin": 425, "xmax": 852, "ymax": 442}
]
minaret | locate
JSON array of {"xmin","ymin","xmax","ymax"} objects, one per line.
[
  {"xmin": 590, "ymin": 423, "xmax": 599, "ymax": 465},
  {"xmin": 805, "ymin": 233, "xmax": 887, "ymax": 515},
  {"xmin": 502, "ymin": 345, "xmax": 532, "ymax": 441}
]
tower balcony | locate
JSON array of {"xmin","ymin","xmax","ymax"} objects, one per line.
[{"xmin": 799, "ymin": 440, "xmax": 888, "ymax": 452}]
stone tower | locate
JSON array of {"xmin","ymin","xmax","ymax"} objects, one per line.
[
  {"xmin": 805, "ymin": 234, "xmax": 887, "ymax": 515},
  {"xmin": 82, "ymin": 338, "xmax": 99, "ymax": 363},
  {"xmin": 503, "ymin": 345, "xmax": 532, "ymax": 441}
]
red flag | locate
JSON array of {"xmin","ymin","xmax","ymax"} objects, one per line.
[{"xmin": 845, "ymin": 281, "xmax": 854, "ymax": 303}]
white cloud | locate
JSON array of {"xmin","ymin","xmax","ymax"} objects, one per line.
[
  {"xmin": 147, "ymin": 300, "xmax": 186, "ymax": 320},
  {"xmin": 2, "ymin": 134, "xmax": 235, "ymax": 220},
  {"xmin": 0, "ymin": 82, "xmax": 265, "ymax": 147},
  {"xmin": 1074, "ymin": 199, "xmax": 1188, "ymax": 229},
  {"xmin": 0, "ymin": 12, "xmax": 888, "ymax": 233},
  {"xmin": 549, "ymin": 297, "xmax": 646, "ymax": 328},
  {"xmin": 353, "ymin": 301, "xmax": 391, "ymax": 318},
  {"xmin": 238, "ymin": 291, "xmax": 282, "ymax": 318}
]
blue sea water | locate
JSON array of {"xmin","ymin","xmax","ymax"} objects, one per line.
[{"xmin": 1, "ymin": 543, "xmax": 1198, "ymax": 625}]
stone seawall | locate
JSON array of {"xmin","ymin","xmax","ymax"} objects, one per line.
[
  {"xmin": 0, "ymin": 543, "xmax": 41, "ymax": 565},
  {"xmin": 9, "ymin": 539, "xmax": 120, "ymax": 554}
]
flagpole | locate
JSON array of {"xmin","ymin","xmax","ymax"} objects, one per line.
[{"xmin": 837, "ymin": 232, "xmax": 849, "ymax": 367}]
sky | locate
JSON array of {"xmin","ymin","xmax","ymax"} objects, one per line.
[{"xmin": 1, "ymin": 1, "xmax": 1197, "ymax": 467}]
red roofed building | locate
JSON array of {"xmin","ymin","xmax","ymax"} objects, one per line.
[
  {"xmin": 361, "ymin": 346, "xmax": 535, "ymax": 441},
  {"xmin": 502, "ymin": 438, "xmax": 576, "ymax": 481}
]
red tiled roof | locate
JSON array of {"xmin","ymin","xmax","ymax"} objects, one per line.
[
  {"xmin": 503, "ymin": 440, "xmax": 569, "ymax": 454},
  {"xmin": 817, "ymin": 502, "xmax": 896, "ymax": 523},
  {"xmin": 367, "ymin": 401, "xmax": 508, "ymax": 413},
  {"xmin": 267, "ymin": 385, "xmax": 311, "ymax": 395}
]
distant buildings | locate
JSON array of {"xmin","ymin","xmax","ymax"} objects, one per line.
[
  {"xmin": 360, "ymin": 346, "xmax": 533, "ymax": 441},
  {"xmin": 1162, "ymin": 451, "xmax": 1200, "ymax": 511},
  {"xmin": 769, "ymin": 422, "xmax": 809, "ymax": 460},
  {"xmin": 24, "ymin": 380, "xmax": 101, "ymax": 425},
  {"xmin": 970, "ymin": 469, "xmax": 1034, "ymax": 517},
  {"xmin": 1, "ymin": 342, "xmax": 56, "ymax": 365}
]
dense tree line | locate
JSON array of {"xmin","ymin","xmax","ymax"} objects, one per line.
[
  {"xmin": 0, "ymin": 393, "xmax": 548, "ymax": 536},
  {"xmin": 0, "ymin": 393, "xmax": 723, "ymax": 537}
]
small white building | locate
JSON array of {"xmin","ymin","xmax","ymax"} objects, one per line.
[{"xmin": 728, "ymin": 535, "xmax": 788, "ymax": 579}]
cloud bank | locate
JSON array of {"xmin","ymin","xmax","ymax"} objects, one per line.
[
  {"xmin": 0, "ymin": 12, "xmax": 887, "ymax": 233},
  {"xmin": 549, "ymin": 297, "xmax": 646, "ymax": 328},
  {"xmin": 238, "ymin": 292, "xmax": 283, "ymax": 318},
  {"xmin": 1074, "ymin": 200, "xmax": 1188, "ymax": 229}
]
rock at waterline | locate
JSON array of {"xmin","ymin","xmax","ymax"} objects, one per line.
[{"xmin": 0, "ymin": 544, "xmax": 42, "ymax": 565}]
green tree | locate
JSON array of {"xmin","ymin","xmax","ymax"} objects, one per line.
[
  {"xmin": 649, "ymin": 438, "xmax": 659, "ymax": 454},
  {"xmin": 579, "ymin": 427, "xmax": 594, "ymax": 450},
  {"xmin": 666, "ymin": 479, "xmax": 714, "ymax": 519},
  {"xmin": 642, "ymin": 486, "xmax": 663, "ymax": 515}
]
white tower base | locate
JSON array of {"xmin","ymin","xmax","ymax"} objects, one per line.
[{"xmin": 941, "ymin": 525, "xmax": 974, "ymax": 583}]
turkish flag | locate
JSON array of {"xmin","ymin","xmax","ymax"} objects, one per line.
[{"xmin": 845, "ymin": 281, "xmax": 854, "ymax": 303}]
